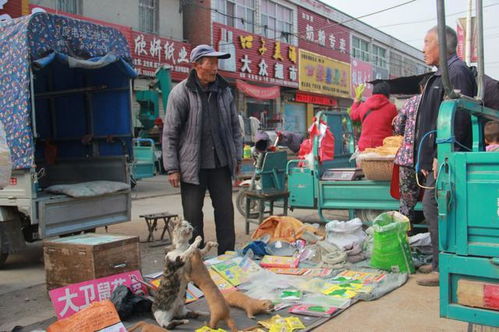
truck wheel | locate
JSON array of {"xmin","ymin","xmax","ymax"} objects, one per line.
[
  {"xmin": 236, "ymin": 187, "xmax": 260, "ymax": 218},
  {"xmin": 0, "ymin": 236, "xmax": 8, "ymax": 268},
  {"xmin": 130, "ymin": 175, "xmax": 137, "ymax": 189}
]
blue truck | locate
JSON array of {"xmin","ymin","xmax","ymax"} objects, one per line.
[{"xmin": 0, "ymin": 13, "xmax": 136, "ymax": 267}]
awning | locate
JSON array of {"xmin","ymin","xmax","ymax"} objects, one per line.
[
  {"xmin": 369, "ymin": 73, "xmax": 433, "ymax": 95},
  {"xmin": 236, "ymin": 79, "xmax": 280, "ymax": 100}
]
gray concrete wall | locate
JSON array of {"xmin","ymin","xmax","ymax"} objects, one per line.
[
  {"xmin": 82, "ymin": 0, "xmax": 138, "ymax": 29},
  {"xmin": 158, "ymin": 1, "xmax": 182, "ymax": 39}
]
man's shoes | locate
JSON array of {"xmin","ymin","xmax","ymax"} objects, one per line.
[
  {"xmin": 416, "ymin": 272, "xmax": 439, "ymax": 287},
  {"xmin": 418, "ymin": 264, "xmax": 433, "ymax": 274}
]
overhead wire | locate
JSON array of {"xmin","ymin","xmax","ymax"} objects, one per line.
[{"xmin": 376, "ymin": 2, "xmax": 499, "ymax": 29}]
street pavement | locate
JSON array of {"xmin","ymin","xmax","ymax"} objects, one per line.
[{"xmin": 0, "ymin": 175, "xmax": 467, "ymax": 331}]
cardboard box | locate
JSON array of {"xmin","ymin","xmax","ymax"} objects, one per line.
[{"xmin": 44, "ymin": 233, "xmax": 140, "ymax": 290}]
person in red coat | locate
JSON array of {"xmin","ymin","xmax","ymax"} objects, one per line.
[{"xmin": 350, "ymin": 81, "xmax": 397, "ymax": 151}]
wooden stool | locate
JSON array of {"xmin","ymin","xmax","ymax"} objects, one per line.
[
  {"xmin": 245, "ymin": 190, "xmax": 289, "ymax": 235},
  {"xmin": 139, "ymin": 212, "xmax": 178, "ymax": 242}
]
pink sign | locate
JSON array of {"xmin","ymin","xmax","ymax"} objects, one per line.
[
  {"xmin": 49, "ymin": 270, "xmax": 147, "ymax": 319},
  {"xmin": 456, "ymin": 17, "xmax": 477, "ymax": 63},
  {"xmin": 351, "ymin": 58, "xmax": 373, "ymax": 98}
]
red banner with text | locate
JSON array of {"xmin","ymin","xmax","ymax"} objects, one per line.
[{"xmin": 236, "ymin": 79, "xmax": 280, "ymax": 100}]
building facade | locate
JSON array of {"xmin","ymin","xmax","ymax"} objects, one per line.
[
  {"xmin": 2, "ymin": 0, "xmax": 427, "ymax": 136},
  {"xmin": 183, "ymin": 0, "xmax": 427, "ymax": 136}
]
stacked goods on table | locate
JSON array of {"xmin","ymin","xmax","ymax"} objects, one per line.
[{"xmin": 357, "ymin": 136, "xmax": 403, "ymax": 180}]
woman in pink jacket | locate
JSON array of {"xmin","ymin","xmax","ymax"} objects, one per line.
[{"xmin": 350, "ymin": 82, "xmax": 397, "ymax": 151}]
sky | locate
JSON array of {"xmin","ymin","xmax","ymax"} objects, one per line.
[{"xmin": 323, "ymin": 0, "xmax": 499, "ymax": 79}]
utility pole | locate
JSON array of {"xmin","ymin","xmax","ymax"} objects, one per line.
[{"xmin": 465, "ymin": 0, "xmax": 472, "ymax": 65}]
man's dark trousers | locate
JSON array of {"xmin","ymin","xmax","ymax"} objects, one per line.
[
  {"xmin": 422, "ymin": 172, "xmax": 439, "ymax": 271},
  {"xmin": 180, "ymin": 167, "xmax": 235, "ymax": 255}
]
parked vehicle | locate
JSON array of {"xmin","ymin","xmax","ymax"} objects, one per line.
[
  {"xmin": 132, "ymin": 66, "xmax": 172, "ymax": 179},
  {"xmin": 0, "ymin": 13, "xmax": 136, "ymax": 267},
  {"xmin": 434, "ymin": 0, "xmax": 499, "ymax": 327}
]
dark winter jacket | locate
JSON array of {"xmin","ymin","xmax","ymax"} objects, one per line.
[
  {"xmin": 413, "ymin": 54, "xmax": 476, "ymax": 171},
  {"xmin": 162, "ymin": 70, "xmax": 242, "ymax": 185},
  {"xmin": 350, "ymin": 94, "xmax": 398, "ymax": 151}
]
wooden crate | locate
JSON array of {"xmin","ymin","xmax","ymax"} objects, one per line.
[{"xmin": 44, "ymin": 233, "xmax": 140, "ymax": 290}]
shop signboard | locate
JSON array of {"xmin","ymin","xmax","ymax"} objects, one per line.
[
  {"xmin": 131, "ymin": 31, "xmax": 191, "ymax": 80},
  {"xmin": 350, "ymin": 58, "xmax": 373, "ymax": 98},
  {"xmin": 372, "ymin": 66, "xmax": 389, "ymax": 80},
  {"xmin": 297, "ymin": 7, "xmax": 350, "ymax": 63},
  {"xmin": 213, "ymin": 22, "xmax": 299, "ymax": 88},
  {"xmin": 299, "ymin": 49, "xmax": 351, "ymax": 98}
]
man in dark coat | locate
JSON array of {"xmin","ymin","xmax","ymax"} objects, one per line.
[
  {"xmin": 414, "ymin": 26, "xmax": 476, "ymax": 286},
  {"xmin": 162, "ymin": 45, "xmax": 242, "ymax": 254}
]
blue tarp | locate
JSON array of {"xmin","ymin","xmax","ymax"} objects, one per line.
[{"xmin": 0, "ymin": 13, "xmax": 136, "ymax": 169}]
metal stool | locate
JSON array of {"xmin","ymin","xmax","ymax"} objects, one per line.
[
  {"xmin": 245, "ymin": 190, "xmax": 289, "ymax": 235},
  {"xmin": 139, "ymin": 212, "xmax": 178, "ymax": 242}
]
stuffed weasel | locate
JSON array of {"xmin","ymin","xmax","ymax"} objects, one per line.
[
  {"xmin": 223, "ymin": 290, "xmax": 274, "ymax": 319},
  {"xmin": 187, "ymin": 249, "xmax": 237, "ymax": 332}
]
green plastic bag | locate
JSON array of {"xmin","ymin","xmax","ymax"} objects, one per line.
[{"xmin": 370, "ymin": 211, "xmax": 415, "ymax": 273}]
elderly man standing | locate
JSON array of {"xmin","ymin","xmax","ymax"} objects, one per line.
[
  {"xmin": 414, "ymin": 26, "xmax": 476, "ymax": 286},
  {"xmin": 162, "ymin": 44, "xmax": 242, "ymax": 255}
]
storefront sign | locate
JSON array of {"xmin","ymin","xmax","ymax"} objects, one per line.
[
  {"xmin": 299, "ymin": 49, "xmax": 351, "ymax": 98},
  {"xmin": 236, "ymin": 79, "xmax": 280, "ymax": 100},
  {"xmin": 298, "ymin": 7, "xmax": 350, "ymax": 63},
  {"xmin": 213, "ymin": 23, "xmax": 298, "ymax": 88},
  {"xmin": 351, "ymin": 58, "xmax": 373, "ymax": 98},
  {"xmin": 131, "ymin": 31, "xmax": 191, "ymax": 80},
  {"xmin": 49, "ymin": 270, "xmax": 147, "ymax": 319},
  {"xmin": 295, "ymin": 92, "xmax": 336, "ymax": 106}
]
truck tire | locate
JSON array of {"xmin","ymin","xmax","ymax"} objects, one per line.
[{"xmin": 0, "ymin": 236, "xmax": 8, "ymax": 268}]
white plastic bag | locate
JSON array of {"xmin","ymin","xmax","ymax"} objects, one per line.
[
  {"xmin": 325, "ymin": 218, "xmax": 366, "ymax": 249},
  {"xmin": 0, "ymin": 121, "xmax": 12, "ymax": 189}
]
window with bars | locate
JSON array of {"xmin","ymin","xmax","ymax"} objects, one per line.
[
  {"xmin": 213, "ymin": 0, "xmax": 255, "ymax": 33},
  {"xmin": 57, "ymin": 0, "xmax": 81, "ymax": 14},
  {"xmin": 372, "ymin": 45, "xmax": 387, "ymax": 69},
  {"xmin": 260, "ymin": 0, "xmax": 293, "ymax": 43},
  {"xmin": 139, "ymin": 0, "xmax": 159, "ymax": 34},
  {"xmin": 352, "ymin": 36, "xmax": 370, "ymax": 62}
]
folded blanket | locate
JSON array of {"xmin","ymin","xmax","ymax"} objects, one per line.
[{"xmin": 45, "ymin": 181, "xmax": 130, "ymax": 197}]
